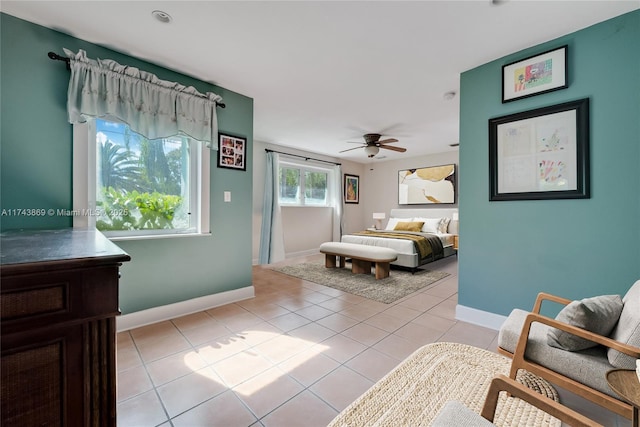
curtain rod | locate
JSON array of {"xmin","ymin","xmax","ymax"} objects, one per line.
[
  {"xmin": 47, "ymin": 52, "xmax": 226, "ymax": 108},
  {"xmin": 265, "ymin": 149, "xmax": 341, "ymax": 166}
]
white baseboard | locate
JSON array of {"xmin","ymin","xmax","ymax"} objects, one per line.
[
  {"xmin": 455, "ymin": 304, "xmax": 507, "ymax": 331},
  {"xmin": 117, "ymin": 286, "xmax": 255, "ymax": 332}
]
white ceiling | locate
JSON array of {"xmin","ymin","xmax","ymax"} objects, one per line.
[{"xmin": 2, "ymin": 1, "xmax": 638, "ymax": 164}]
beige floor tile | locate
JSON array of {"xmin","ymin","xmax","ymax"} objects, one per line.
[
  {"xmin": 423, "ymin": 277, "xmax": 458, "ymax": 299},
  {"xmin": 253, "ymin": 334, "xmax": 315, "ymax": 364},
  {"xmin": 287, "ymin": 322, "xmax": 336, "ymax": 344},
  {"xmin": 339, "ymin": 304, "xmax": 379, "ymax": 321},
  {"xmin": 397, "ymin": 293, "xmax": 445, "ymax": 312},
  {"xmin": 233, "ymin": 367, "xmax": 305, "ymax": 418},
  {"xmin": 242, "ymin": 302, "xmax": 292, "ymax": 320},
  {"xmin": 274, "ymin": 296, "xmax": 315, "ymax": 311},
  {"xmin": 428, "ymin": 298, "xmax": 458, "ymax": 319},
  {"xmin": 382, "ymin": 304, "xmax": 422, "ymax": 322},
  {"xmin": 212, "ymin": 350, "xmax": 274, "ymax": 388},
  {"xmin": 394, "ymin": 321, "xmax": 446, "ymax": 344},
  {"xmin": 206, "ymin": 303, "xmax": 248, "ymax": 320},
  {"xmin": 363, "ymin": 312, "xmax": 408, "ymax": 332},
  {"xmin": 438, "ymin": 321, "xmax": 498, "ymax": 349},
  {"xmin": 316, "ymin": 312, "xmax": 360, "ymax": 332},
  {"xmin": 341, "ymin": 322, "xmax": 389, "ymax": 346},
  {"xmin": 372, "ymin": 334, "xmax": 424, "ymax": 361},
  {"xmin": 233, "ymin": 322, "xmax": 284, "ymax": 347},
  {"xmin": 180, "ymin": 321, "xmax": 231, "ymax": 346},
  {"xmin": 412, "ymin": 312, "xmax": 457, "ymax": 331},
  {"xmin": 321, "ymin": 334, "xmax": 367, "ymax": 363},
  {"xmin": 172, "ymin": 390, "xmax": 258, "ymax": 427},
  {"xmin": 345, "ymin": 348, "xmax": 400, "ymax": 382},
  {"xmin": 156, "ymin": 367, "xmax": 227, "ymax": 417},
  {"xmin": 117, "ymin": 389, "xmax": 168, "ymax": 427},
  {"xmin": 145, "ymin": 349, "xmax": 207, "ymax": 387},
  {"xmin": 316, "ymin": 297, "xmax": 357, "ymax": 312},
  {"xmin": 277, "ymin": 347, "xmax": 340, "ymax": 387},
  {"xmin": 171, "ymin": 311, "xmax": 218, "ymax": 331},
  {"xmin": 294, "ymin": 304, "xmax": 335, "ymax": 321},
  {"xmin": 116, "ymin": 342, "xmax": 143, "ymax": 372},
  {"xmin": 267, "ymin": 312, "xmax": 312, "ymax": 332},
  {"xmin": 301, "ymin": 290, "xmax": 335, "ymax": 304},
  {"xmin": 309, "ymin": 366, "xmax": 373, "ymax": 411},
  {"xmin": 261, "ymin": 390, "xmax": 339, "ymax": 427},
  {"xmin": 130, "ymin": 321, "xmax": 179, "ymax": 343},
  {"xmin": 220, "ymin": 311, "xmax": 265, "ymax": 332},
  {"xmin": 117, "ymin": 364, "xmax": 153, "ymax": 402},
  {"xmin": 195, "ymin": 334, "xmax": 251, "ymax": 364},
  {"xmin": 135, "ymin": 333, "xmax": 192, "ymax": 363}
]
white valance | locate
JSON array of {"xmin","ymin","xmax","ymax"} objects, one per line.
[{"xmin": 64, "ymin": 48, "xmax": 223, "ymax": 147}]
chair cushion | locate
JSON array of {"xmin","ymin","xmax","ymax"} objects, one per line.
[
  {"xmin": 498, "ymin": 309, "xmax": 616, "ymax": 398},
  {"xmin": 431, "ymin": 401, "xmax": 495, "ymax": 427},
  {"xmin": 547, "ymin": 295, "xmax": 623, "ymax": 351},
  {"xmin": 608, "ymin": 280, "xmax": 640, "ymax": 368}
]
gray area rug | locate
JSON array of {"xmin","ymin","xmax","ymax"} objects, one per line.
[{"xmin": 272, "ymin": 262, "xmax": 450, "ymax": 304}]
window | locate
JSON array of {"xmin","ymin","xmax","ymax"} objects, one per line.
[
  {"xmin": 73, "ymin": 118, "xmax": 210, "ymax": 239},
  {"xmin": 278, "ymin": 160, "xmax": 330, "ymax": 206}
]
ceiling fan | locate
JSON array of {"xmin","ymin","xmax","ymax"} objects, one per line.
[{"xmin": 339, "ymin": 133, "xmax": 407, "ymax": 158}]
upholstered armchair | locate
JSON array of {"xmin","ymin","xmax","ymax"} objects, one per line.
[{"xmin": 498, "ymin": 280, "xmax": 640, "ymax": 420}]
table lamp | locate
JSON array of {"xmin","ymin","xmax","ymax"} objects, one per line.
[{"xmin": 373, "ymin": 212, "xmax": 386, "ymax": 230}]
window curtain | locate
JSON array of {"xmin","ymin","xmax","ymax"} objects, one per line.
[
  {"xmin": 64, "ymin": 48, "xmax": 223, "ymax": 147},
  {"xmin": 258, "ymin": 152, "xmax": 285, "ymax": 264},
  {"xmin": 331, "ymin": 164, "xmax": 344, "ymax": 241}
]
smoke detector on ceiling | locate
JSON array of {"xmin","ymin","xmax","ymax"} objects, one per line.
[{"xmin": 152, "ymin": 10, "xmax": 172, "ymax": 24}]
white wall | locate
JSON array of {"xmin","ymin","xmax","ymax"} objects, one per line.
[
  {"xmin": 252, "ymin": 140, "xmax": 365, "ymax": 263},
  {"xmin": 362, "ymin": 150, "xmax": 459, "ymax": 228}
]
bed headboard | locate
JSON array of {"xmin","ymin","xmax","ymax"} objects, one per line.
[{"xmin": 389, "ymin": 208, "xmax": 459, "ymax": 234}]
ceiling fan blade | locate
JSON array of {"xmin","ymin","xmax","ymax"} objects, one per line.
[
  {"xmin": 339, "ymin": 146, "xmax": 365, "ymax": 153},
  {"xmin": 377, "ymin": 138, "xmax": 399, "ymax": 145},
  {"xmin": 379, "ymin": 145, "xmax": 407, "ymax": 153},
  {"xmin": 346, "ymin": 141, "xmax": 365, "ymax": 144}
]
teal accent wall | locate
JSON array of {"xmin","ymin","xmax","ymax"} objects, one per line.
[
  {"xmin": 0, "ymin": 14, "xmax": 254, "ymax": 314},
  {"xmin": 459, "ymin": 10, "xmax": 640, "ymax": 316}
]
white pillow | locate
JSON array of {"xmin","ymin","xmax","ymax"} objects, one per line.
[
  {"xmin": 414, "ymin": 217, "xmax": 441, "ymax": 233},
  {"xmin": 385, "ymin": 217, "xmax": 409, "ymax": 231}
]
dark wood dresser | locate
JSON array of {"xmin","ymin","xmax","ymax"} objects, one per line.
[{"xmin": 1, "ymin": 229, "xmax": 130, "ymax": 427}]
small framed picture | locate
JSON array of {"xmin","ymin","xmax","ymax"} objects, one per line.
[
  {"xmin": 502, "ymin": 45, "xmax": 568, "ymax": 103},
  {"xmin": 344, "ymin": 174, "xmax": 359, "ymax": 204},
  {"xmin": 217, "ymin": 133, "xmax": 246, "ymax": 171}
]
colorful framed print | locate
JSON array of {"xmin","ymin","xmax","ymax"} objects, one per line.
[
  {"xmin": 502, "ymin": 45, "xmax": 568, "ymax": 103},
  {"xmin": 489, "ymin": 98, "xmax": 589, "ymax": 201},
  {"xmin": 344, "ymin": 174, "xmax": 359, "ymax": 204},
  {"xmin": 217, "ymin": 133, "xmax": 246, "ymax": 171}
]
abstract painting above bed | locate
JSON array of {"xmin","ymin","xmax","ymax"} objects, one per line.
[{"xmin": 398, "ymin": 164, "xmax": 456, "ymax": 205}]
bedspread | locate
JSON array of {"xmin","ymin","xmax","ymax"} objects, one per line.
[{"xmin": 351, "ymin": 230, "xmax": 444, "ymax": 262}]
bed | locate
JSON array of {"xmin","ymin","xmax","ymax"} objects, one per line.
[{"xmin": 340, "ymin": 208, "xmax": 458, "ymax": 270}]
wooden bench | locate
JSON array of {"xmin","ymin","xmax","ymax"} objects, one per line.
[{"xmin": 319, "ymin": 242, "xmax": 398, "ymax": 280}]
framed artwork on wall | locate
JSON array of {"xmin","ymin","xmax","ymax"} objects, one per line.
[
  {"xmin": 398, "ymin": 164, "xmax": 456, "ymax": 205},
  {"xmin": 344, "ymin": 174, "xmax": 359, "ymax": 204},
  {"xmin": 502, "ymin": 45, "xmax": 568, "ymax": 103},
  {"xmin": 217, "ymin": 133, "xmax": 247, "ymax": 171},
  {"xmin": 489, "ymin": 98, "xmax": 590, "ymax": 201}
]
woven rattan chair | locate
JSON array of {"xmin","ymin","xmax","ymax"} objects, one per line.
[
  {"xmin": 432, "ymin": 374, "xmax": 602, "ymax": 427},
  {"xmin": 497, "ymin": 281, "xmax": 640, "ymax": 421}
]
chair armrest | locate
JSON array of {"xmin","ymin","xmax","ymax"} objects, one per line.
[
  {"xmin": 515, "ymin": 312, "xmax": 640, "ymax": 359},
  {"xmin": 481, "ymin": 375, "xmax": 602, "ymax": 427},
  {"xmin": 532, "ymin": 292, "xmax": 572, "ymax": 314}
]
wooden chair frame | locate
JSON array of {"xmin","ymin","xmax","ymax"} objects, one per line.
[
  {"xmin": 498, "ymin": 292, "xmax": 640, "ymax": 419},
  {"xmin": 481, "ymin": 374, "xmax": 602, "ymax": 427}
]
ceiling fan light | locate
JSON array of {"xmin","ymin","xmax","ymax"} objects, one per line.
[{"xmin": 364, "ymin": 146, "xmax": 379, "ymax": 157}]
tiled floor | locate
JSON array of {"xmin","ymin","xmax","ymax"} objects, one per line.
[
  {"xmin": 115, "ymin": 254, "xmax": 626, "ymax": 427},
  {"xmin": 116, "ymin": 254, "xmax": 488, "ymax": 426}
]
